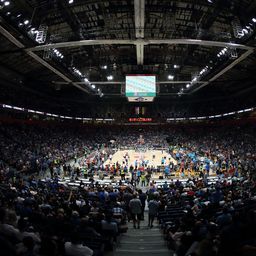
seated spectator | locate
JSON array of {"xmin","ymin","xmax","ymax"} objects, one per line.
[
  {"xmin": 64, "ymin": 232, "xmax": 93, "ymax": 256},
  {"xmin": 216, "ymin": 206, "xmax": 232, "ymax": 227}
]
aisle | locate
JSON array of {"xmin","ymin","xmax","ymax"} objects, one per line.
[{"xmin": 109, "ymin": 212, "xmax": 171, "ymax": 256}]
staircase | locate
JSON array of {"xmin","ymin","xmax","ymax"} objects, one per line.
[{"xmin": 110, "ymin": 212, "xmax": 171, "ymax": 256}]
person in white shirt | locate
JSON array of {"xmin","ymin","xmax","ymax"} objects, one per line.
[{"xmin": 65, "ymin": 233, "xmax": 93, "ymax": 256}]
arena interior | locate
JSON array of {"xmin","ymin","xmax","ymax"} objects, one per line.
[{"xmin": 1, "ymin": 1, "xmax": 256, "ymax": 256}]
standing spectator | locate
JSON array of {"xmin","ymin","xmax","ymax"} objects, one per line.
[
  {"xmin": 129, "ymin": 193, "xmax": 142, "ymax": 229},
  {"xmin": 148, "ymin": 195, "xmax": 160, "ymax": 228},
  {"xmin": 138, "ymin": 189, "xmax": 147, "ymax": 220},
  {"xmin": 141, "ymin": 172, "xmax": 146, "ymax": 187}
]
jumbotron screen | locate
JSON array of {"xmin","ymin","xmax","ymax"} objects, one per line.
[{"xmin": 125, "ymin": 75, "xmax": 156, "ymax": 98}]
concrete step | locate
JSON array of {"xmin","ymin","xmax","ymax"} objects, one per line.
[
  {"xmin": 119, "ymin": 236, "xmax": 164, "ymax": 243},
  {"xmin": 120, "ymin": 240, "xmax": 166, "ymax": 246},
  {"xmin": 121, "ymin": 232, "xmax": 163, "ymax": 238},
  {"xmin": 118, "ymin": 242, "xmax": 166, "ymax": 251},
  {"xmin": 110, "ymin": 211, "xmax": 170, "ymax": 256},
  {"xmin": 126, "ymin": 228, "xmax": 162, "ymax": 234},
  {"xmin": 115, "ymin": 249, "xmax": 171, "ymax": 256}
]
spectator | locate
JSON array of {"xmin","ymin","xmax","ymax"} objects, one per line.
[
  {"xmin": 129, "ymin": 193, "xmax": 142, "ymax": 229},
  {"xmin": 148, "ymin": 195, "xmax": 160, "ymax": 228},
  {"xmin": 64, "ymin": 232, "xmax": 93, "ymax": 256}
]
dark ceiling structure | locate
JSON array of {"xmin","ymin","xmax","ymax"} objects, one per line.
[{"xmin": 0, "ymin": 0, "xmax": 256, "ymax": 104}]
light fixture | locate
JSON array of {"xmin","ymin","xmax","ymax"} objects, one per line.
[
  {"xmin": 252, "ymin": 18, "xmax": 256, "ymax": 23},
  {"xmin": 174, "ymin": 64, "xmax": 179, "ymax": 69},
  {"xmin": 186, "ymin": 84, "xmax": 190, "ymax": 88},
  {"xmin": 68, "ymin": 0, "xmax": 74, "ymax": 4},
  {"xmin": 242, "ymin": 28, "xmax": 249, "ymax": 34},
  {"xmin": 102, "ymin": 65, "xmax": 107, "ymax": 69},
  {"xmin": 91, "ymin": 84, "xmax": 96, "ymax": 89},
  {"xmin": 107, "ymin": 75, "xmax": 113, "ymax": 81},
  {"xmin": 168, "ymin": 75, "xmax": 174, "ymax": 80},
  {"xmin": 4, "ymin": 1, "xmax": 10, "ymax": 6},
  {"xmin": 24, "ymin": 20, "xmax": 29, "ymax": 25}
]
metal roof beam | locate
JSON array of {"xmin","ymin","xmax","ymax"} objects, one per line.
[
  {"xmin": 26, "ymin": 39, "xmax": 254, "ymax": 51},
  {"xmin": 0, "ymin": 24, "xmax": 90, "ymax": 94},
  {"xmin": 190, "ymin": 48, "xmax": 254, "ymax": 94},
  {"xmin": 134, "ymin": 0, "xmax": 145, "ymax": 65},
  {"xmin": 52, "ymin": 80, "xmax": 207, "ymax": 85}
]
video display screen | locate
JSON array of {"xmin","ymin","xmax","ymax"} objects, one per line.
[{"xmin": 125, "ymin": 75, "xmax": 156, "ymax": 97}]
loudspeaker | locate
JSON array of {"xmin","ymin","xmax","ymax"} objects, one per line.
[{"xmin": 159, "ymin": 176, "xmax": 163, "ymax": 179}]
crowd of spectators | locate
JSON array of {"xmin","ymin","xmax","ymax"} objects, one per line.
[
  {"xmin": 158, "ymin": 175, "xmax": 256, "ymax": 256},
  {"xmin": 0, "ymin": 123, "xmax": 109, "ymax": 179},
  {"xmin": 1, "ymin": 122, "xmax": 255, "ymax": 181},
  {"xmin": 166, "ymin": 125, "xmax": 256, "ymax": 179},
  {"xmin": 0, "ymin": 120, "xmax": 256, "ymax": 256}
]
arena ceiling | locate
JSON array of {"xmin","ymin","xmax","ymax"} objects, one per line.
[{"xmin": 0, "ymin": 0, "xmax": 256, "ymax": 102}]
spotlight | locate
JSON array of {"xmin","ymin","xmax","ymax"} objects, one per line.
[
  {"xmin": 252, "ymin": 18, "xmax": 256, "ymax": 23},
  {"xmin": 84, "ymin": 78, "xmax": 89, "ymax": 83},
  {"xmin": 107, "ymin": 75, "xmax": 113, "ymax": 81},
  {"xmin": 242, "ymin": 28, "xmax": 249, "ymax": 34},
  {"xmin": 91, "ymin": 84, "xmax": 95, "ymax": 89},
  {"xmin": 102, "ymin": 65, "xmax": 107, "ymax": 69},
  {"xmin": 168, "ymin": 75, "xmax": 174, "ymax": 80},
  {"xmin": 4, "ymin": 1, "xmax": 10, "ymax": 6},
  {"xmin": 186, "ymin": 84, "xmax": 191, "ymax": 88},
  {"xmin": 68, "ymin": 0, "xmax": 74, "ymax": 4},
  {"xmin": 174, "ymin": 64, "xmax": 179, "ymax": 69},
  {"xmin": 24, "ymin": 20, "xmax": 29, "ymax": 25}
]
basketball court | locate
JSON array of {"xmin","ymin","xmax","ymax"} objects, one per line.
[{"xmin": 104, "ymin": 149, "xmax": 177, "ymax": 168}]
